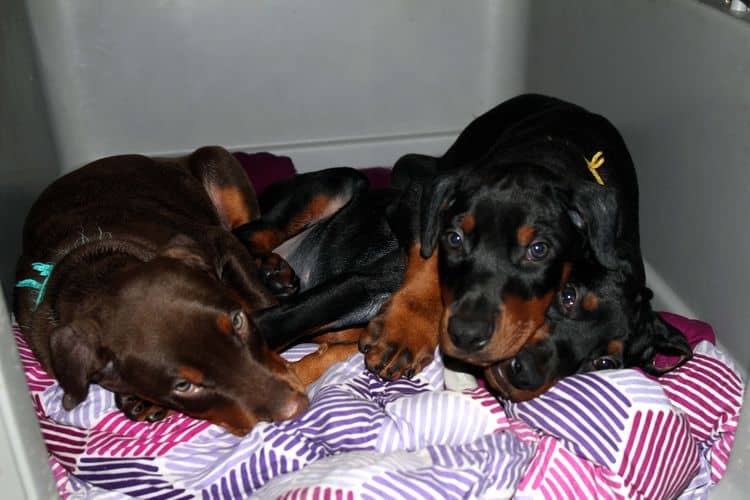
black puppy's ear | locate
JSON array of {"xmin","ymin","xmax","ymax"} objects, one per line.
[
  {"xmin": 569, "ymin": 182, "xmax": 619, "ymax": 269},
  {"xmin": 626, "ymin": 314, "xmax": 693, "ymax": 375},
  {"xmin": 49, "ymin": 321, "xmax": 106, "ymax": 410},
  {"xmin": 391, "ymin": 154, "xmax": 439, "ymax": 190},
  {"xmin": 420, "ymin": 173, "xmax": 457, "ymax": 258},
  {"xmin": 160, "ymin": 234, "xmax": 213, "ymax": 274}
]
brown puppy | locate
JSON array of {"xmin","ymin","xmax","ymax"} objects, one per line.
[{"xmin": 14, "ymin": 146, "xmax": 314, "ymax": 436}]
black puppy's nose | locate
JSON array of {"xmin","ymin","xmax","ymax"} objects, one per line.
[{"xmin": 448, "ymin": 315, "xmax": 493, "ymax": 351}]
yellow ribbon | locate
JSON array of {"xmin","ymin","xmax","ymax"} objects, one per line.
[{"xmin": 585, "ymin": 151, "xmax": 605, "ymax": 185}]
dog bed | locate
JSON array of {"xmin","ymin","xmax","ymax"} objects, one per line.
[
  {"xmin": 14, "ymin": 154, "xmax": 745, "ymax": 498},
  {"xmin": 11, "ymin": 310, "xmax": 745, "ymax": 499}
]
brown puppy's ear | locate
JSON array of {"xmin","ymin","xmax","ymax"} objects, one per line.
[
  {"xmin": 419, "ymin": 173, "xmax": 457, "ymax": 259},
  {"xmin": 626, "ymin": 314, "xmax": 693, "ymax": 375},
  {"xmin": 160, "ymin": 234, "xmax": 214, "ymax": 274},
  {"xmin": 569, "ymin": 182, "xmax": 619, "ymax": 270},
  {"xmin": 49, "ymin": 321, "xmax": 106, "ymax": 410}
]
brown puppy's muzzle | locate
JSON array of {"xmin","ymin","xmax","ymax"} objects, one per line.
[
  {"xmin": 439, "ymin": 290, "xmax": 554, "ymax": 366},
  {"xmin": 198, "ymin": 348, "xmax": 309, "ymax": 436}
]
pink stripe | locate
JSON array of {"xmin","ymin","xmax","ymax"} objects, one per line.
[
  {"xmin": 635, "ymin": 411, "xmax": 666, "ymax": 496},
  {"xmin": 561, "ymin": 449, "xmax": 599, "ymax": 497},
  {"xmin": 647, "ymin": 413, "xmax": 682, "ymax": 500},
  {"xmin": 622, "ymin": 410, "xmax": 654, "ymax": 488},
  {"xmin": 548, "ymin": 465, "xmax": 578, "ymax": 499},
  {"xmin": 527, "ymin": 437, "xmax": 556, "ymax": 490}
]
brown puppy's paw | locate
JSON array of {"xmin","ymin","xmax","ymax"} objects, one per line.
[
  {"xmin": 115, "ymin": 393, "xmax": 171, "ymax": 423},
  {"xmin": 359, "ymin": 296, "xmax": 439, "ymax": 381},
  {"xmin": 255, "ymin": 252, "xmax": 300, "ymax": 298}
]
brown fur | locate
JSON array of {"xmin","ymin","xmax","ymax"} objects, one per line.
[{"xmin": 14, "ymin": 146, "xmax": 310, "ymax": 435}]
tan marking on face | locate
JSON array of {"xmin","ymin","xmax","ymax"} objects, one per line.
[
  {"xmin": 216, "ymin": 314, "xmax": 233, "ymax": 336},
  {"xmin": 560, "ymin": 261, "xmax": 572, "ymax": 286},
  {"xmin": 516, "ymin": 225, "xmax": 535, "ymax": 247},
  {"xmin": 178, "ymin": 366, "xmax": 205, "ymax": 385},
  {"xmin": 608, "ymin": 340, "xmax": 623, "ymax": 355},
  {"xmin": 582, "ymin": 293, "xmax": 600, "ymax": 312},
  {"xmin": 460, "ymin": 213, "xmax": 476, "ymax": 234},
  {"xmin": 439, "ymin": 291, "xmax": 554, "ymax": 365}
]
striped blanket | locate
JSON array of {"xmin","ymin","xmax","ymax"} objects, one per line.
[{"xmin": 13, "ymin": 313, "xmax": 744, "ymax": 499}]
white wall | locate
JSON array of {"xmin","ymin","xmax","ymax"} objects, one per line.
[
  {"xmin": 525, "ymin": 0, "xmax": 750, "ymax": 375},
  {"xmin": 26, "ymin": 0, "xmax": 529, "ymax": 173}
]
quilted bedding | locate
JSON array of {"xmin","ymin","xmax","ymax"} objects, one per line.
[{"xmin": 12, "ymin": 313, "xmax": 745, "ymax": 499}]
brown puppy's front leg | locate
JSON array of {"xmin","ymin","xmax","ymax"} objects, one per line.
[
  {"xmin": 358, "ymin": 245, "xmax": 442, "ymax": 380},
  {"xmin": 289, "ymin": 342, "xmax": 361, "ymax": 386}
]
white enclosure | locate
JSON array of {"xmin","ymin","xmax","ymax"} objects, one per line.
[{"xmin": 1, "ymin": 0, "xmax": 748, "ymax": 497}]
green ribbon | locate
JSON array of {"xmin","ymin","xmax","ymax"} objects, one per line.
[{"xmin": 16, "ymin": 262, "xmax": 54, "ymax": 311}]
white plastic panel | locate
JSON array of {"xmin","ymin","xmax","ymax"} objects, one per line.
[{"xmin": 25, "ymin": 0, "xmax": 529, "ymax": 173}]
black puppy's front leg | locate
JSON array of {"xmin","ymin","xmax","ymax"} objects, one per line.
[{"xmin": 254, "ymin": 263, "xmax": 402, "ymax": 351}]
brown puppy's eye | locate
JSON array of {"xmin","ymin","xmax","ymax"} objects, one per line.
[
  {"xmin": 592, "ymin": 357, "xmax": 619, "ymax": 371},
  {"xmin": 560, "ymin": 284, "xmax": 578, "ymax": 311},
  {"xmin": 526, "ymin": 240, "xmax": 549, "ymax": 260},
  {"xmin": 231, "ymin": 310, "xmax": 245, "ymax": 331},
  {"xmin": 173, "ymin": 380, "xmax": 193, "ymax": 392}
]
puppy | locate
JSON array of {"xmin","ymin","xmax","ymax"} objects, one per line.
[{"xmin": 14, "ymin": 146, "xmax": 312, "ymax": 435}]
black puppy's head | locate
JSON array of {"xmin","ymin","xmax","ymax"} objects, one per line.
[
  {"xmin": 484, "ymin": 253, "xmax": 692, "ymax": 401},
  {"xmin": 422, "ymin": 161, "xmax": 619, "ymax": 366}
]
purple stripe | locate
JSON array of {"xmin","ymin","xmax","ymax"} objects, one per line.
[
  {"xmin": 560, "ymin": 377, "xmax": 628, "ymax": 426},
  {"xmin": 240, "ymin": 462, "xmax": 252, "ymax": 492},
  {"xmin": 539, "ymin": 391, "xmax": 622, "ymax": 448},
  {"xmin": 520, "ymin": 403, "xmax": 607, "ymax": 464},
  {"xmin": 370, "ymin": 474, "xmax": 419, "ymax": 500},
  {"xmin": 77, "ymin": 461, "xmax": 159, "ymax": 473},
  {"xmin": 395, "ymin": 472, "xmax": 439, "ymax": 498}
]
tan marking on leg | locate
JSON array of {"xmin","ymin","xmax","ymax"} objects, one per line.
[
  {"xmin": 290, "ymin": 342, "xmax": 360, "ymax": 386},
  {"xmin": 362, "ymin": 244, "xmax": 442, "ymax": 378}
]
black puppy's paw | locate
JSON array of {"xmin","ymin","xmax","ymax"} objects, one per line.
[
  {"xmin": 256, "ymin": 252, "xmax": 300, "ymax": 297},
  {"xmin": 115, "ymin": 393, "xmax": 171, "ymax": 423},
  {"xmin": 359, "ymin": 297, "xmax": 438, "ymax": 381},
  {"xmin": 255, "ymin": 252, "xmax": 300, "ymax": 298}
]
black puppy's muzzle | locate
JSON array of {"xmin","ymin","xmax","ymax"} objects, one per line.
[{"xmin": 447, "ymin": 314, "xmax": 494, "ymax": 352}]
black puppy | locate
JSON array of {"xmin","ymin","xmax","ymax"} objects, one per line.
[{"xmin": 238, "ymin": 94, "xmax": 690, "ymax": 398}]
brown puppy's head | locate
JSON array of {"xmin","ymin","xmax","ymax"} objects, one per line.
[
  {"xmin": 48, "ymin": 247, "xmax": 308, "ymax": 436},
  {"xmin": 483, "ymin": 254, "xmax": 692, "ymax": 402},
  {"xmin": 422, "ymin": 163, "xmax": 619, "ymax": 366}
]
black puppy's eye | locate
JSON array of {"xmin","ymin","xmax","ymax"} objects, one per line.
[
  {"xmin": 526, "ymin": 240, "xmax": 550, "ymax": 261},
  {"xmin": 592, "ymin": 357, "xmax": 619, "ymax": 371},
  {"xmin": 231, "ymin": 310, "xmax": 245, "ymax": 331},
  {"xmin": 444, "ymin": 230, "xmax": 463, "ymax": 249},
  {"xmin": 173, "ymin": 380, "xmax": 193, "ymax": 392},
  {"xmin": 560, "ymin": 284, "xmax": 578, "ymax": 311}
]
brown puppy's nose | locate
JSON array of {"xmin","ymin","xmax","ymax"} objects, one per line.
[
  {"xmin": 448, "ymin": 315, "xmax": 493, "ymax": 351},
  {"xmin": 272, "ymin": 391, "xmax": 309, "ymax": 421}
]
